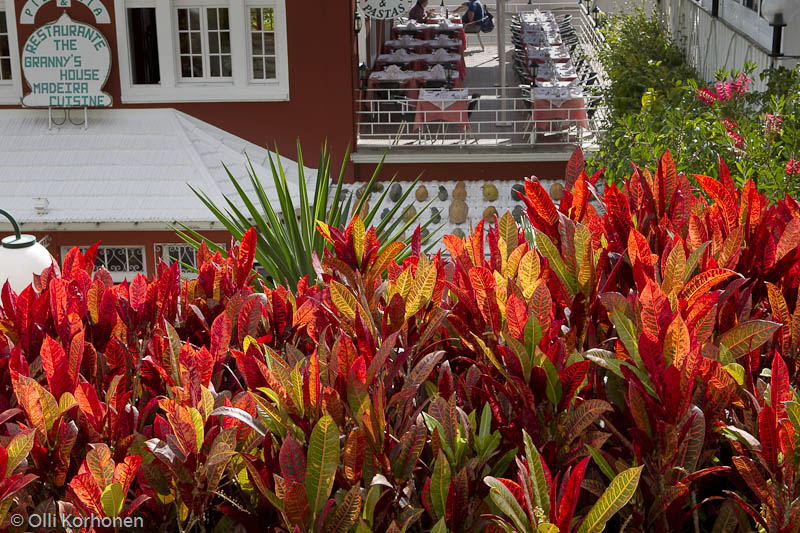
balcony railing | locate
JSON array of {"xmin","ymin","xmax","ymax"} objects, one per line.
[{"xmin": 356, "ymin": 87, "xmax": 606, "ymax": 149}]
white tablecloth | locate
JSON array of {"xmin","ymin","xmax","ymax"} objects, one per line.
[
  {"xmin": 533, "ymin": 86, "xmax": 583, "ymax": 107},
  {"xmin": 418, "ymin": 88, "xmax": 468, "ymax": 110}
]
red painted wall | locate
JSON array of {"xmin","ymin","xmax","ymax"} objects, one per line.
[{"xmin": 6, "ymin": 0, "xmax": 359, "ymax": 163}]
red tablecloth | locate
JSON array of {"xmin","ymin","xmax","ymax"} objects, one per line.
[
  {"xmin": 414, "ymin": 98, "xmax": 469, "ymax": 130},
  {"xmin": 532, "ymin": 98, "xmax": 589, "ymax": 131}
]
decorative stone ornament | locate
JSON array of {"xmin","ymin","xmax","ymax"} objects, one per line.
[
  {"xmin": 452, "ymin": 181, "xmax": 467, "ymax": 201},
  {"xmin": 438, "ymin": 186, "xmax": 448, "ymax": 201},
  {"xmin": 449, "ymin": 200, "xmax": 468, "ymax": 224},
  {"xmin": 483, "ymin": 206, "xmax": 498, "ymax": 220},
  {"xmin": 415, "ymin": 185, "xmax": 429, "ymax": 202},
  {"xmin": 549, "ymin": 182, "xmax": 565, "ymax": 201},
  {"xmin": 482, "ymin": 183, "xmax": 498, "ymax": 202},
  {"xmin": 389, "ymin": 183, "xmax": 403, "ymax": 202},
  {"xmin": 512, "ymin": 184, "xmax": 525, "ymax": 201}
]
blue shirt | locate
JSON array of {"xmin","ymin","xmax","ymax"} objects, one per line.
[{"xmin": 462, "ymin": 0, "xmax": 484, "ymax": 23}]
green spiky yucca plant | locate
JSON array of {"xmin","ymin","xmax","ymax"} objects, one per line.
[{"xmin": 176, "ymin": 142, "xmax": 439, "ymax": 288}]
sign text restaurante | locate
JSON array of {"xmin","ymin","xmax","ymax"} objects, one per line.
[{"xmin": 21, "ymin": 13, "xmax": 112, "ymax": 108}]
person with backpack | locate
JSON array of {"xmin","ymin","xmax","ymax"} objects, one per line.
[{"xmin": 455, "ymin": 0, "xmax": 493, "ymax": 51}]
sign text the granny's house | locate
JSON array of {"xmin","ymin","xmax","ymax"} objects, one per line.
[{"xmin": 21, "ymin": 13, "xmax": 112, "ymax": 108}]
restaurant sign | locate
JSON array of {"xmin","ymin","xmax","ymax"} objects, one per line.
[
  {"xmin": 359, "ymin": 0, "xmax": 413, "ymax": 20},
  {"xmin": 21, "ymin": 13, "xmax": 112, "ymax": 108}
]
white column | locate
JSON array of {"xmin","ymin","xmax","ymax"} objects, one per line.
[
  {"xmin": 155, "ymin": 0, "xmax": 176, "ymax": 87},
  {"xmin": 497, "ymin": 0, "xmax": 508, "ymax": 124},
  {"xmin": 229, "ymin": 0, "xmax": 247, "ymax": 87}
]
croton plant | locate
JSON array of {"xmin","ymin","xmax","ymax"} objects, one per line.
[{"xmin": 1, "ymin": 147, "xmax": 800, "ymax": 532}]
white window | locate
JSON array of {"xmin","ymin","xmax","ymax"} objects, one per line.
[
  {"xmin": 0, "ymin": 10, "xmax": 10, "ymax": 81},
  {"xmin": 0, "ymin": 4, "xmax": 21, "ymax": 103},
  {"xmin": 176, "ymin": 6, "xmax": 232, "ymax": 80},
  {"xmin": 62, "ymin": 246, "xmax": 146, "ymax": 283},
  {"xmin": 115, "ymin": 0, "xmax": 289, "ymax": 103},
  {"xmin": 249, "ymin": 6, "xmax": 276, "ymax": 80},
  {"xmin": 155, "ymin": 242, "xmax": 227, "ymax": 278},
  {"xmin": 156, "ymin": 243, "xmax": 200, "ymax": 278}
]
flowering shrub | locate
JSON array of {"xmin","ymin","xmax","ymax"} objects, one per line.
[
  {"xmin": 3, "ymin": 149, "xmax": 800, "ymax": 531},
  {"xmin": 594, "ymin": 63, "xmax": 800, "ymax": 198}
]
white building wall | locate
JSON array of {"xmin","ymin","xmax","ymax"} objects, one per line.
[{"xmin": 661, "ymin": 0, "xmax": 799, "ymax": 91}]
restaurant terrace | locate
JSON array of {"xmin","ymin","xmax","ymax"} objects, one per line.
[{"xmin": 356, "ymin": 1, "xmax": 606, "ymax": 155}]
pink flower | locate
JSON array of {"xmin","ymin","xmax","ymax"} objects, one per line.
[
  {"xmin": 765, "ymin": 113, "xmax": 782, "ymax": 138},
  {"xmin": 786, "ymin": 159, "xmax": 800, "ymax": 176},
  {"xmin": 733, "ymin": 72, "xmax": 751, "ymax": 95},
  {"xmin": 724, "ymin": 119, "xmax": 744, "ymax": 149},
  {"xmin": 697, "ymin": 88, "xmax": 717, "ymax": 106}
]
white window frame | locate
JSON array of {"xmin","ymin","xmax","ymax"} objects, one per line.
[
  {"xmin": 175, "ymin": 5, "xmax": 233, "ymax": 82},
  {"xmin": 0, "ymin": 0, "xmax": 23, "ymax": 104},
  {"xmin": 247, "ymin": 5, "xmax": 277, "ymax": 83},
  {"xmin": 61, "ymin": 245, "xmax": 147, "ymax": 283},
  {"xmin": 115, "ymin": 0, "xmax": 289, "ymax": 103}
]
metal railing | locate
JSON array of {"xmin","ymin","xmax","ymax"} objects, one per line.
[{"xmin": 356, "ymin": 87, "xmax": 607, "ymax": 148}]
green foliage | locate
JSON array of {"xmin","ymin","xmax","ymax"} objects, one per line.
[
  {"xmin": 593, "ymin": 7, "xmax": 800, "ymax": 198},
  {"xmin": 596, "ymin": 6, "xmax": 697, "ymax": 120}
]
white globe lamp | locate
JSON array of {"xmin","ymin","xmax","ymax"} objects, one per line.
[{"xmin": 0, "ymin": 209, "xmax": 54, "ymax": 294}]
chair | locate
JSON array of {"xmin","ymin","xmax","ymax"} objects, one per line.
[
  {"xmin": 463, "ymin": 22, "xmax": 485, "ymax": 51},
  {"xmin": 391, "ymin": 94, "xmax": 420, "ymax": 145},
  {"xmin": 374, "ymin": 81, "xmax": 402, "ymax": 123},
  {"xmin": 468, "ymin": 93, "xmax": 481, "ymax": 118},
  {"xmin": 424, "ymin": 79, "xmax": 448, "ymax": 89}
]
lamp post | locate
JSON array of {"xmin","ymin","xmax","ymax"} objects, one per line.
[
  {"xmin": 354, "ymin": 7, "xmax": 363, "ymax": 34},
  {"xmin": 761, "ymin": 0, "xmax": 787, "ymax": 56},
  {"xmin": 0, "ymin": 209, "xmax": 53, "ymax": 293}
]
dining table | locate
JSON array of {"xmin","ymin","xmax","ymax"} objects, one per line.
[
  {"xmin": 413, "ymin": 88, "xmax": 470, "ymax": 132},
  {"xmin": 367, "ymin": 68, "xmax": 462, "ymax": 100},
  {"xmin": 383, "ymin": 36, "xmax": 465, "ymax": 53},
  {"xmin": 375, "ymin": 49, "xmax": 466, "ymax": 79},
  {"xmin": 530, "ymin": 86, "xmax": 589, "ymax": 131},
  {"xmin": 392, "ymin": 18, "xmax": 466, "ymax": 48}
]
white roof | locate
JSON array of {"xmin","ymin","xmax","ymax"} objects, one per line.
[{"xmin": 0, "ymin": 108, "xmax": 310, "ymax": 230}]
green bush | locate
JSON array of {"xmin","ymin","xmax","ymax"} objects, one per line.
[
  {"xmin": 595, "ymin": 6, "xmax": 696, "ymax": 120},
  {"xmin": 592, "ymin": 6, "xmax": 800, "ymax": 198}
]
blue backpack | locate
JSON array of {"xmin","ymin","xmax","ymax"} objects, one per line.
[
  {"xmin": 470, "ymin": 2, "xmax": 494, "ymax": 32},
  {"xmin": 480, "ymin": 7, "xmax": 494, "ymax": 32}
]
